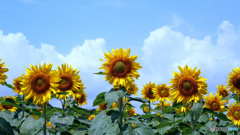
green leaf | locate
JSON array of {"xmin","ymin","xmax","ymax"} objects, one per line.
[
  {"xmin": 127, "ymin": 97, "xmax": 149, "ymax": 103},
  {"xmin": 105, "ymin": 122, "xmax": 120, "ymax": 135},
  {"xmin": 162, "ymin": 114, "xmax": 174, "ymax": 121},
  {"xmin": 219, "ymin": 119, "xmax": 230, "ymax": 126},
  {"xmin": 191, "ymin": 102, "xmax": 204, "ymax": 121},
  {"xmin": 20, "ymin": 116, "xmax": 44, "ymax": 135},
  {"xmin": 2, "ymin": 81, "xmax": 14, "ymax": 89},
  {"xmin": 222, "ymin": 94, "xmax": 235, "ymax": 101},
  {"xmin": 132, "ymin": 126, "xmax": 155, "ymax": 135},
  {"xmin": 0, "ymin": 111, "xmax": 13, "ymax": 125},
  {"xmin": 139, "ymin": 114, "xmax": 156, "ymax": 119},
  {"xmin": 192, "ymin": 131, "xmax": 201, "ymax": 135},
  {"xmin": 155, "ymin": 125, "xmax": 173, "ymax": 135},
  {"xmin": 198, "ymin": 113, "xmax": 208, "ymax": 123},
  {"xmin": 1, "ymin": 100, "xmax": 23, "ymax": 110},
  {"xmin": 203, "ymin": 108, "xmax": 230, "ymax": 121},
  {"xmin": 178, "ymin": 122, "xmax": 192, "ymax": 134},
  {"xmin": 94, "ymin": 71, "xmax": 104, "ymax": 75},
  {"xmin": 88, "ymin": 110, "xmax": 112, "ymax": 135},
  {"xmin": 57, "ymin": 92, "xmax": 69, "ymax": 95},
  {"xmin": 0, "ymin": 117, "xmax": 14, "ymax": 135},
  {"xmin": 105, "ymin": 90, "xmax": 126, "ymax": 109},
  {"xmin": 50, "ymin": 112, "xmax": 74, "ymax": 127},
  {"xmin": 93, "ymin": 92, "xmax": 106, "ymax": 106},
  {"xmin": 154, "ymin": 118, "xmax": 183, "ymax": 128}
]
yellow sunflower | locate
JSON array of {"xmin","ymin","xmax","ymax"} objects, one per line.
[
  {"xmin": 12, "ymin": 76, "xmax": 23, "ymax": 95},
  {"xmin": 143, "ymin": 106, "xmax": 150, "ymax": 113},
  {"xmin": 69, "ymin": 76, "xmax": 86, "ymax": 100},
  {"xmin": 126, "ymin": 107, "xmax": 137, "ymax": 117},
  {"xmin": 75, "ymin": 92, "xmax": 87, "ymax": 106},
  {"xmin": 46, "ymin": 121, "xmax": 55, "ymax": 129},
  {"xmin": 97, "ymin": 103, "xmax": 107, "ymax": 111},
  {"xmin": 56, "ymin": 63, "xmax": 83, "ymax": 100},
  {"xmin": 216, "ymin": 84, "xmax": 230, "ymax": 103},
  {"xmin": 99, "ymin": 48, "xmax": 142, "ymax": 86},
  {"xmin": 175, "ymin": 104, "xmax": 191, "ymax": 114},
  {"xmin": 126, "ymin": 82, "xmax": 138, "ymax": 96},
  {"xmin": 155, "ymin": 101, "xmax": 171, "ymax": 111},
  {"xmin": 88, "ymin": 114, "xmax": 95, "ymax": 121},
  {"xmin": 0, "ymin": 95, "xmax": 18, "ymax": 112},
  {"xmin": 141, "ymin": 82, "xmax": 157, "ymax": 102},
  {"xmin": 204, "ymin": 93, "xmax": 226, "ymax": 112},
  {"xmin": 227, "ymin": 102, "xmax": 240, "ymax": 127},
  {"xmin": 226, "ymin": 67, "xmax": 240, "ymax": 95},
  {"xmin": 153, "ymin": 83, "xmax": 171, "ymax": 102},
  {"xmin": 0, "ymin": 59, "xmax": 9, "ymax": 85},
  {"xmin": 20, "ymin": 63, "xmax": 61, "ymax": 105},
  {"xmin": 170, "ymin": 65, "xmax": 208, "ymax": 103}
]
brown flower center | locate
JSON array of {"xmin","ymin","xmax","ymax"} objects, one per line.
[
  {"xmin": 59, "ymin": 74, "xmax": 73, "ymax": 91},
  {"xmin": 233, "ymin": 75, "xmax": 240, "ymax": 89},
  {"xmin": 111, "ymin": 60, "xmax": 131, "ymax": 77},
  {"xmin": 31, "ymin": 74, "xmax": 50, "ymax": 93},
  {"xmin": 233, "ymin": 110, "xmax": 240, "ymax": 120},
  {"xmin": 160, "ymin": 89, "xmax": 168, "ymax": 97},
  {"xmin": 3, "ymin": 104, "xmax": 13, "ymax": 110},
  {"xmin": 221, "ymin": 90, "xmax": 228, "ymax": 97},
  {"xmin": 210, "ymin": 101, "xmax": 220, "ymax": 111},
  {"xmin": 178, "ymin": 76, "xmax": 198, "ymax": 96},
  {"xmin": 147, "ymin": 89, "xmax": 155, "ymax": 98},
  {"xmin": 16, "ymin": 81, "xmax": 21, "ymax": 90}
]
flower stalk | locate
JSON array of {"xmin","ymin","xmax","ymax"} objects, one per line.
[
  {"xmin": 118, "ymin": 97, "xmax": 123, "ymax": 135},
  {"xmin": 43, "ymin": 103, "xmax": 47, "ymax": 135}
]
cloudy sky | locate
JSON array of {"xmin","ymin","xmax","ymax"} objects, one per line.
[{"xmin": 0, "ymin": 0, "xmax": 240, "ymax": 114}]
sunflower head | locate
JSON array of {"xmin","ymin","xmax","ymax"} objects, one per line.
[
  {"xmin": 204, "ymin": 93, "xmax": 226, "ymax": 112},
  {"xmin": 227, "ymin": 67, "xmax": 240, "ymax": 95},
  {"xmin": 227, "ymin": 102, "xmax": 240, "ymax": 127},
  {"xmin": 99, "ymin": 48, "xmax": 142, "ymax": 86},
  {"xmin": 126, "ymin": 107, "xmax": 137, "ymax": 117},
  {"xmin": 141, "ymin": 82, "xmax": 157, "ymax": 102},
  {"xmin": 97, "ymin": 103, "xmax": 107, "ymax": 111},
  {"xmin": 153, "ymin": 83, "xmax": 171, "ymax": 102},
  {"xmin": 155, "ymin": 101, "xmax": 171, "ymax": 110},
  {"xmin": 170, "ymin": 65, "xmax": 208, "ymax": 104},
  {"xmin": 88, "ymin": 114, "xmax": 96, "ymax": 121},
  {"xmin": 75, "ymin": 92, "xmax": 87, "ymax": 106},
  {"xmin": 13, "ymin": 76, "xmax": 23, "ymax": 95},
  {"xmin": 0, "ymin": 59, "xmax": 9, "ymax": 85},
  {"xmin": 21, "ymin": 63, "xmax": 61, "ymax": 105},
  {"xmin": 0, "ymin": 95, "xmax": 18, "ymax": 112},
  {"xmin": 56, "ymin": 63, "xmax": 83, "ymax": 100},
  {"xmin": 46, "ymin": 121, "xmax": 55, "ymax": 129},
  {"xmin": 126, "ymin": 82, "xmax": 138, "ymax": 96}
]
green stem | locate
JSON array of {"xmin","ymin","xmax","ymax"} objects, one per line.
[
  {"xmin": 118, "ymin": 97, "xmax": 123, "ymax": 135},
  {"xmin": 190, "ymin": 101, "xmax": 195, "ymax": 132},
  {"xmin": 43, "ymin": 103, "xmax": 47, "ymax": 135},
  {"xmin": 161, "ymin": 101, "xmax": 164, "ymax": 114},
  {"xmin": 62, "ymin": 99, "xmax": 66, "ymax": 117},
  {"xmin": 148, "ymin": 101, "xmax": 151, "ymax": 122},
  {"xmin": 22, "ymin": 95, "xmax": 25, "ymax": 119}
]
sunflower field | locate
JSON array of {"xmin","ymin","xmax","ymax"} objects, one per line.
[{"xmin": 0, "ymin": 48, "xmax": 240, "ymax": 135}]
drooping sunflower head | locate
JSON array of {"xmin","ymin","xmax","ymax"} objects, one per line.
[
  {"xmin": 75, "ymin": 92, "xmax": 87, "ymax": 106},
  {"xmin": 216, "ymin": 84, "xmax": 230, "ymax": 103},
  {"xmin": 56, "ymin": 63, "xmax": 83, "ymax": 100},
  {"xmin": 141, "ymin": 82, "xmax": 157, "ymax": 102},
  {"xmin": 99, "ymin": 48, "xmax": 142, "ymax": 86},
  {"xmin": 153, "ymin": 83, "xmax": 171, "ymax": 102},
  {"xmin": 97, "ymin": 103, "xmax": 107, "ymax": 111},
  {"xmin": 126, "ymin": 82, "xmax": 138, "ymax": 96},
  {"xmin": 227, "ymin": 102, "xmax": 240, "ymax": 127},
  {"xmin": 227, "ymin": 67, "xmax": 240, "ymax": 95},
  {"xmin": 20, "ymin": 63, "xmax": 61, "ymax": 105},
  {"xmin": 12, "ymin": 76, "xmax": 23, "ymax": 95},
  {"xmin": 204, "ymin": 93, "xmax": 226, "ymax": 112},
  {"xmin": 170, "ymin": 65, "xmax": 208, "ymax": 103},
  {"xmin": 154, "ymin": 101, "xmax": 171, "ymax": 110},
  {"xmin": 88, "ymin": 114, "xmax": 96, "ymax": 121},
  {"xmin": 69, "ymin": 76, "xmax": 86, "ymax": 100},
  {"xmin": 0, "ymin": 95, "xmax": 18, "ymax": 112},
  {"xmin": 126, "ymin": 107, "xmax": 137, "ymax": 117},
  {"xmin": 0, "ymin": 59, "xmax": 9, "ymax": 85}
]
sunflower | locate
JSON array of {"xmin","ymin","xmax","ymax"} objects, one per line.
[
  {"xmin": 56, "ymin": 63, "xmax": 83, "ymax": 100},
  {"xmin": 227, "ymin": 67, "xmax": 240, "ymax": 95},
  {"xmin": 227, "ymin": 102, "xmax": 240, "ymax": 127},
  {"xmin": 155, "ymin": 101, "xmax": 171, "ymax": 110},
  {"xmin": 20, "ymin": 63, "xmax": 61, "ymax": 105},
  {"xmin": 153, "ymin": 83, "xmax": 171, "ymax": 102},
  {"xmin": 126, "ymin": 82, "xmax": 138, "ymax": 96},
  {"xmin": 75, "ymin": 92, "xmax": 87, "ymax": 106},
  {"xmin": 204, "ymin": 93, "xmax": 226, "ymax": 112},
  {"xmin": 141, "ymin": 82, "xmax": 157, "ymax": 102},
  {"xmin": 88, "ymin": 114, "xmax": 95, "ymax": 121},
  {"xmin": 97, "ymin": 103, "xmax": 107, "ymax": 111},
  {"xmin": 69, "ymin": 77, "xmax": 86, "ymax": 100},
  {"xmin": 126, "ymin": 107, "xmax": 137, "ymax": 117},
  {"xmin": 0, "ymin": 95, "xmax": 18, "ymax": 112},
  {"xmin": 12, "ymin": 76, "xmax": 23, "ymax": 95},
  {"xmin": 46, "ymin": 121, "xmax": 55, "ymax": 129},
  {"xmin": 216, "ymin": 84, "xmax": 230, "ymax": 103},
  {"xmin": 0, "ymin": 59, "xmax": 9, "ymax": 85},
  {"xmin": 143, "ymin": 106, "xmax": 150, "ymax": 113},
  {"xmin": 170, "ymin": 65, "xmax": 208, "ymax": 103},
  {"xmin": 175, "ymin": 105, "xmax": 191, "ymax": 114},
  {"xmin": 99, "ymin": 48, "xmax": 142, "ymax": 86}
]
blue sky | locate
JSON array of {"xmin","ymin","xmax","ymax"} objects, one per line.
[{"xmin": 0, "ymin": 0, "xmax": 240, "ymax": 114}]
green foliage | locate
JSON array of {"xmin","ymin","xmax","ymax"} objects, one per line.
[{"xmin": 0, "ymin": 117, "xmax": 14, "ymax": 135}]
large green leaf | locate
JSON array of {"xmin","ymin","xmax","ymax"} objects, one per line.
[
  {"xmin": 49, "ymin": 112, "xmax": 74, "ymax": 127},
  {"xmin": 203, "ymin": 108, "xmax": 230, "ymax": 121},
  {"xmin": 93, "ymin": 92, "xmax": 106, "ymax": 106},
  {"xmin": 198, "ymin": 113, "xmax": 208, "ymax": 123},
  {"xmin": 0, "ymin": 111, "xmax": 13, "ymax": 125},
  {"xmin": 0, "ymin": 117, "xmax": 14, "ymax": 135},
  {"xmin": 88, "ymin": 111, "xmax": 112, "ymax": 135},
  {"xmin": 191, "ymin": 102, "xmax": 204, "ymax": 121},
  {"xmin": 132, "ymin": 126, "xmax": 154, "ymax": 135},
  {"xmin": 105, "ymin": 90, "xmax": 126, "ymax": 109},
  {"xmin": 127, "ymin": 97, "xmax": 148, "ymax": 103},
  {"xmin": 20, "ymin": 116, "xmax": 44, "ymax": 135},
  {"xmin": 105, "ymin": 122, "xmax": 120, "ymax": 135},
  {"xmin": 155, "ymin": 125, "xmax": 173, "ymax": 135},
  {"xmin": 154, "ymin": 118, "xmax": 183, "ymax": 128}
]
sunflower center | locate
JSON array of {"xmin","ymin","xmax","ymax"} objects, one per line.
[
  {"xmin": 59, "ymin": 74, "xmax": 73, "ymax": 91},
  {"xmin": 233, "ymin": 75, "xmax": 240, "ymax": 89},
  {"xmin": 210, "ymin": 101, "xmax": 219, "ymax": 110},
  {"xmin": 111, "ymin": 60, "xmax": 131, "ymax": 77},
  {"xmin": 31, "ymin": 74, "xmax": 50, "ymax": 94},
  {"xmin": 16, "ymin": 82, "xmax": 21, "ymax": 90},
  {"xmin": 148, "ymin": 89, "xmax": 155, "ymax": 98},
  {"xmin": 222, "ymin": 91, "xmax": 227, "ymax": 97},
  {"xmin": 160, "ymin": 89, "xmax": 168, "ymax": 97},
  {"xmin": 233, "ymin": 110, "xmax": 240, "ymax": 120},
  {"xmin": 178, "ymin": 76, "xmax": 198, "ymax": 96},
  {"xmin": 3, "ymin": 104, "xmax": 13, "ymax": 109}
]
